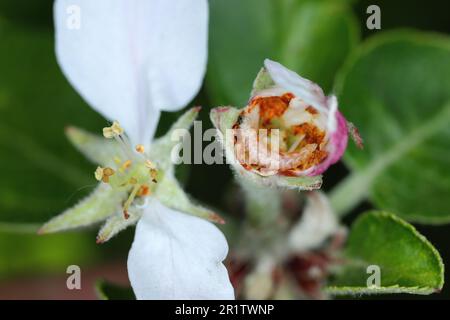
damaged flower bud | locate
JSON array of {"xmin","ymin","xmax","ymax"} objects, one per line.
[{"xmin": 211, "ymin": 59, "xmax": 360, "ymax": 179}]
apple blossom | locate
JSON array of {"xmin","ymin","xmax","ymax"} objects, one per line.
[{"xmin": 40, "ymin": 0, "xmax": 234, "ymax": 300}]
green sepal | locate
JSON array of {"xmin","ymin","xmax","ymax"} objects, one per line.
[
  {"xmin": 154, "ymin": 172, "xmax": 224, "ymax": 224},
  {"xmin": 239, "ymin": 169, "xmax": 322, "ymax": 191},
  {"xmin": 65, "ymin": 126, "xmax": 121, "ymax": 167},
  {"xmin": 149, "ymin": 107, "xmax": 201, "ymax": 170},
  {"xmin": 96, "ymin": 209, "xmax": 142, "ymax": 244},
  {"xmin": 251, "ymin": 67, "xmax": 275, "ymax": 95},
  {"xmin": 210, "ymin": 106, "xmax": 241, "ymax": 135},
  {"xmin": 39, "ymin": 183, "xmax": 124, "ymax": 234}
]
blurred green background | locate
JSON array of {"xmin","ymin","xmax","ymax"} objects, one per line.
[{"xmin": 0, "ymin": 0, "xmax": 449, "ymax": 299}]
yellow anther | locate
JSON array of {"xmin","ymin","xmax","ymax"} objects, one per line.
[
  {"xmin": 129, "ymin": 177, "xmax": 138, "ymax": 185},
  {"xmin": 103, "ymin": 167, "xmax": 115, "ymax": 177},
  {"xmin": 113, "ymin": 156, "xmax": 122, "ymax": 165},
  {"xmin": 135, "ymin": 144, "xmax": 145, "ymax": 153},
  {"xmin": 121, "ymin": 160, "xmax": 132, "ymax": 171},
  {"xmin": 111, "ymin": 121, "xmax": 124, "ymax": 135},
  {"xmin": 94, "ymin": 167, "xmax": 104, "ymax": 181},
  {"xmin": 103, "ymin": 121, "xmax": 124, "ymax": 138},
  {"xmin": 102, "ymin": 127, "xmax": 114, "ymax": 138},
  {"xmin": 94, "ymin": 166, "xmax": 115, "ymax": 183}
]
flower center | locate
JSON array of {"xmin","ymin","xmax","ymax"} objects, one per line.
[
  {"xmin": 234, "ymin": 93, "xmax": 329, "ymax": 175},
  {"xmin": 95, "ymin": 121, "xmax": 158, "ymax": 218}
]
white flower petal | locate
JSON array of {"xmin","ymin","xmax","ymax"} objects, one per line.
[
  {"xmin": 326, "ymin": 95, "xmax": 338, "ymax": 132},
  {"xmin": 243, "ymin": 256, "xmax": 275, "ymax": 300},
  {"xmin": 127, "ymin": 200, "xmax": 234, "ymax": 300},
  {"xmin": 54, "ymin": 0, "xmax": 208, "ymax": 144},
  {"xmin": 264, "ymin": 59, "xmax": 327, "ymax": 112},
  {"xmin": 146, "ymin": 1, "xmax": 208, "ymax": 113},
  {"xmin": 288, "ymin": 191, "xmax": 338, "ymax": 253}
]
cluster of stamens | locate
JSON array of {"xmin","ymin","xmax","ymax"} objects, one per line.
[{"xmin": 95, "ymin": 121, "xmax": 158, "ymax": 219}]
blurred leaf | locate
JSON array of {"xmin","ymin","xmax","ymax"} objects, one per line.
[
  {"xmin": 0, "ymin": 0, "xmax": 53, "ymax": 29},
  {"xmin": 328, "ymin": 211, "xmax": 444, "ymax": 295},
  {"xmin": 331, "ymin": 31, "xmax": 450, "ymax": 223},
  {"xmin": 207, "ymin": 0, "xmax": 274, "ymax": 105},
  {"xmin": 279, "ymin": 1, "xmax": 359, "ymax": 92},
  {"xmin": 95, "ymin": 280, "xmax": 135, "ymax": 300},
  {"xmin": 0, "ymin": 230, "xmax": 99, "ymax": 279},
  {"xmin": 0, "ymin": 222, "xmax": 40, "ymax": 234},
  {"xmin": 0, "ymin": 20, "xmax": 106, "ymax": 224},
  {"xmin": 207, "ymin": 0, "xmax": 359, "ymax": 106}
]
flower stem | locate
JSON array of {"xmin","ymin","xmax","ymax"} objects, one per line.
[
  {"xmin": 329, "ymin": 171, "xmax": 371, "ymax": 217},
  {"xmin": 239, "ymin": 176, "xmax": 282, "ymax": 227}
]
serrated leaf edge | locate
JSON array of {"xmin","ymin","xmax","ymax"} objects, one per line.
[{"xmin": 327, "ymin": 211, "xmax": 445, "ymax": 296}]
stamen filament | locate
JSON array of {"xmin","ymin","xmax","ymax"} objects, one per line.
[
  {"xmin": 114, "ymin": 135, "xmax": 135, "ymax": 160},
  {"xmin": 123, "ymin": 183, "xmax": 141, "ymax": 219}
]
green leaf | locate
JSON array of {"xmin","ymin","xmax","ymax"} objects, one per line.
[
  {"xmin": 0, "ymin": 0, "xmax": 53, "ymax": 28},
  {"xmin": 0, "ymin": 230, "xmax": 99, "ymax": 279},
  {"xmin": 95, "ymin": 280, "xmax": 135, "ymax": 300},
  {"xmin": 330, "ymin": 31, "xmax": 450, "ymax": 223},
  {"xmin": 207, "ymin": 0, "xmax": 359, "ymax": 106},
  {"xmin": 0, "ymin": 20, "xmax": 105, "ymax": 225},
  {"xmin": 278, "ymin": 1, "xmax": 359, "ymax": 92},
  {"xmin": 328, "ymin": 211, "xmax": 444, "ymax": 295},
  {"xmin": 0, "ymin": 222, "xmax": 40, "ymax": 234}
]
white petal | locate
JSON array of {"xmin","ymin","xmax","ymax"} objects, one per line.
[
  {"xmin": 127, "ymin": 200, "xmax": 234, "ymax": 300},
  {"xmin": 264, "ymin": 59, "xmax": 327, "ymax": 112},
  {"xmin": 326, "ymin": 95, "xmax": 338, "ymax": 132},
  {"xmin": 288, "ymin": 191, "xmax": 338, "ymax": 253},
  {"xmin": 54, "ymin": 0, "xmax": 208, "ymax": 144},
  {"xmin": 243, "ymin": 256, "xmax": 275, "ymax": 300}
]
